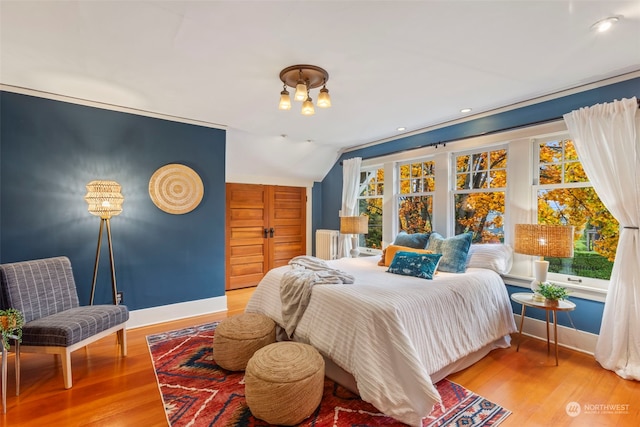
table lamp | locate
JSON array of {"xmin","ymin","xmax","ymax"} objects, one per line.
[
  {"xmin": 514, "ymin": 224, "xmax": 574, "ymax": 296},
  {"xmin": 340, "ymin": 215, "xmax": 369, "ymax": 258}
]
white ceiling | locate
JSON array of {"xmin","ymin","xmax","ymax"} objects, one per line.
[{"xmin": 1, "ymin": 1, "xmax": 639, "ymax": 184}]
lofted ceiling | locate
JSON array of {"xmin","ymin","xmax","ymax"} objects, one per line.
[{"xmin": 1, "ymin": 1, "xmax": 639, "ymax": 184}]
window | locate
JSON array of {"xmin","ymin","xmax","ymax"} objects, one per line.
[
  {"xmin": 535, "ymin": 137, "xmax": 617, "ymax": 282},
  {"xmin": 358, "ymin": 167, "xmax": 384, "ymax": 249},
  {"xmin": 397, "ymin": 160, "xmax": 434, "ymax": 233},
  {"xmin": 453, "ymin": 148, "xmax": 507, "ymax": 243}
]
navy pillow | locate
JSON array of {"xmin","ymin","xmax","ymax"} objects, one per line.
[
  {"xmin": 393, "ymin": 231, "xmax": 430, "ymax": 249},
  {"xmin": 426, "ymin": 232, "xmax": 473, "ymax": 273},
  {"xmin": 387, "ymin": 251, "xmax": 442, "ymax": 280}
]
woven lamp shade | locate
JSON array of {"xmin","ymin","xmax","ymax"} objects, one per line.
[
  {"xmin": 340, "ymin": 215, "xmax": 369, "ymax": 234},
  {"xmin": 514, "ymin": 224, "xmax": 574, "ymax": 258},
  {"xmin": 84, "ymin": 180, "xmax": 124, "ymax": 219}
]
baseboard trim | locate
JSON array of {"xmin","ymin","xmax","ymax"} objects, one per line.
[
  {"xmin": 126, "ymin": 296, "xmax": 227, "ymax": 329},
  {"xmin": 514, "ymin": 314, "xmax": 598, "ymax": 355}
]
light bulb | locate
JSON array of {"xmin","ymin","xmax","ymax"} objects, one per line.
[
  {"xmin": 317, "ymin": 86, "xmax": 331, "ymax": 108},
  {"xmin": 301, "ymin": 97, "xmax": 315, "ymax": 115},
  {"xmin": 295, "ymin": 81, "xmax": 308, "ymax": 101},
  {"xmin": 279, "ymin": 88, "xmax": 291, "ymax": 110}
]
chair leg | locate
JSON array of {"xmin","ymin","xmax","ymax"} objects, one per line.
[
  {"xmin": 61, "ymin": 350, "xmax": 73, "ymax": 389},
  {"xmin": 2, "ymin": 346, "xmax": 6, "ymax": 414},
  {"xmin": 15, "ymin": 341, "xmax": 20, "ymax": 396},
  {"xmin": 118, "ymin": 329, "xmax": 127, "ymax": 357}
]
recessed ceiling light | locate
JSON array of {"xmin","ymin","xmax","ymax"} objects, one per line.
[
  {"xmin": 591, "ymin": 16, "xmax": 620, "ymax": 33},
  {"xmin": 397, "ymin": 127, "xmax": 406, "ymax": 131},
  {"xmin": 460, "ymin": 108, "xmax": 472, "ymax": 113}
]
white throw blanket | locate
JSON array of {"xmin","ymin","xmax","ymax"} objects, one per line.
[{"xmin": 280, "ymin": 256, "xmax": 354, "ymax": 337}]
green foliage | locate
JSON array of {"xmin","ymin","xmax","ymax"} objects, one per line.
[
  {"xmin": 537, "ymin": 283, "xmax": 570, "ymax": 301},
  {"xmin": 547, "ymin": 251, "xmax": 614, "ymax": 280},
  {"xmin": 0, "ymin": 308, "xmax": 24, "ymax": 350}
]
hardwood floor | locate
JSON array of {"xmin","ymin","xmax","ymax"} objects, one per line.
[{"xmin": 1, "ymin": 287, "xmax": 638, "ymax": 426}]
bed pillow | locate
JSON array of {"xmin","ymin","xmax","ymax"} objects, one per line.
[
  {"xmin": 392, "ymin": 231, "xmax": 430, "ymax": 249},
  {"xmin": 382, "ymin": 244, "xmax": 434, "ymax": 267},
  {"xmin": 466, "ymin": 243, "xmax": 513, "ymax": 274},
  {"xmin": 426, "ymin": 232, "xmax": 473, "ymax": 273},
  {"xmin": 387, "ymin": 251, "xmax": 442, "ymax": 280}
]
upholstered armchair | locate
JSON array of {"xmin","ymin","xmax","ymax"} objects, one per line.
[{"xmin": 0, "ymin": 256, "xmax": 129, "ymax": 389}]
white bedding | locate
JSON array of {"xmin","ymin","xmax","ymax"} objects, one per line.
[{"xmin": 245, "ymin": 256, "xmax": 517, "ymax": 426}]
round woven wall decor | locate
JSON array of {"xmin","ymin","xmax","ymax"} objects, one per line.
[{"xmin": 149, "ymin": 164, "xmax": 204, "ymax": 214}]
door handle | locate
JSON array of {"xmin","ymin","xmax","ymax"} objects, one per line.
[
  {"xmin": 269, "ymin": 228, "xmax": 275, "ymax": 238},
  {"xmin": 264, "ymin": 228, "xmax": 269, "ymax": 238}
]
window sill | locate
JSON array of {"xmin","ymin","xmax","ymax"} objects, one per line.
[
  {"xmin": 358, "ymin": 247, "xmax": 382, "ymax": 257},
  {"xmin": 502, "ymin": 273, "xmax": 607, "ymax": 303}
]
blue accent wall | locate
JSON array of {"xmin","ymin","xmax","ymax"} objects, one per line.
[
  {"xmin": 0, "ymin": 91, "xmax": 226, "ymax": 310},
  {"xmin": 311, "ymin": 181, "xmax": 323, "ymax": 256},
  {"xmin": 316, "ymin": 77, "xmax": 640, "ymax": 334},
  {"xmin": 505, "ymin": 285, "xmax": 603, "ymax": 334}
]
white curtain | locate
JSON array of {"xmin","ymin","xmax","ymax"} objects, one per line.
[
  {"xmin": 338, "ymin": 157, "xmax": 362, "ymax": 258},
  {"xmin": 563, "ymin": 97, "xmax": 640, "ymax": 380}
]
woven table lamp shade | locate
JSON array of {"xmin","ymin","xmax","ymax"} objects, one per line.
[
  {"xmin": 340, "ymin": 215, "xmax": 369, "ymax": 235},
  {"xmin": 340, "ymin": 215, "xmax": 369, "ymax": 258},
  {"xmin": 84, "ymin": 180, "xmax": 124, "ymax": 219},
  {"xmin": 514, "ymin": 224, "xmax": 574, "ymax": 293}
]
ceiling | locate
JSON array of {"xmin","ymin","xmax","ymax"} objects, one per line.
[{"xmin": 1, "ymin": 1, "xmax": 639, "ymax": 184}]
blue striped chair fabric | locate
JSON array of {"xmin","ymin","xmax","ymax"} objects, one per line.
[{"xmin": 0, "ymin": 256, "xmax": 128, "ymax": 388}]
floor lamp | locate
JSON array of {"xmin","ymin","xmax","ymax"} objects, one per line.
[
  {"xmin": 514, "ymin": 224, "xmax": 574, "ymax": 299},
  {"xmin": 340, "ymin": 215, "xmax": 369, "ymax": 258},
  {"xmin": 85, "ymin": 180, "xmax": 124, "ymax": 305}
]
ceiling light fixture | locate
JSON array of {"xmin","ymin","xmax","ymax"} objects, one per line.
[
  {"xmin": 460, "ymin": 108, "xmax": 472, "ymax": 113},
  {"xmin": 591, "ymin": 16, "xmax": 620, "ymax": 33},
  {"xmin": 397, "ymin": 127, "xmax": 406, "ymax": 131},
  {"xmin": 279, "ymin": 65, "xmax": 331, "ymax": 115}
]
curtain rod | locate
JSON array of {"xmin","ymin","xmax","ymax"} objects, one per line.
[{"xmin": 341, "ymin": 98, "xmax": 640, "ymax": 165}]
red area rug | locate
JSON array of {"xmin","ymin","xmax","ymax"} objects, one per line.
[{"xmin": 147, "ymin": 323, "xmax": 511, "ymax": 426}]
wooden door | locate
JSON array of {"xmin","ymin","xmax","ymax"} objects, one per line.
[
  {"xmin": 226, "ymin": 184, "xmax": 306, "ymax": 290},
  {"xmin": 268, "ymin": 186, "xmax": 306, "ymax": 269}
]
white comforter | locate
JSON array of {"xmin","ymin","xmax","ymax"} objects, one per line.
[{"xmin": 245, "ymin": 256, "xmax": 517, "ymax": 426}]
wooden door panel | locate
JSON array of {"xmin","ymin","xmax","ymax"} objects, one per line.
[
  {"xmin": 229, "ymin": 273, "xmax": 265, "ymax": 288},
  {"xmin": 227, "ymin": 183, "xmax": 306, "ymax": 290},
  {"xmin": 272, "ymin": 224, "xmax": 304, "ymax": 237},
  {"xmin": 229, "ymin": 244, "xmax": 264, "ymax": 257},
  {"xmin": 229, "ymin": 226, "xmax": 264, "ymax": 240},
  {"xmin": 228, "ymin": 189, "xmax": 266, "ymax": 207}
]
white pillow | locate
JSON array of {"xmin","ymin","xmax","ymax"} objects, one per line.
[{"xmin": 466, "ymin": 244, "xmax": 513, "ymax": 274}]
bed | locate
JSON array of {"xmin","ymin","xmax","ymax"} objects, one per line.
[{"xmin": 245, "ymin": 248, "xmax": 517, "ymax": 426}]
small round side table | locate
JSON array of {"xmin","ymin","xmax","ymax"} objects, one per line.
[{"xmin": 510, "ymin": 292, "xmax": 576, "ymax": 366}]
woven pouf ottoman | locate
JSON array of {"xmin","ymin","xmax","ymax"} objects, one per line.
[
  {"xmin": 245, "ymin": 341, "xmax": 325, "ymax": 426},
  {"xmin": 213, "ymin": 313, "xmax": 276, "ymax": 371}
]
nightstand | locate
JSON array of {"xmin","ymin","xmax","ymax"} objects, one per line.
[{"xmin": 510, "ymin": 292, "xmax": 576, "ymax": 366}]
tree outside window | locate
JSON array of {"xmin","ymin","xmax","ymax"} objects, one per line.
[
  {"xmin": 358, "ymin": 167, "xmax": 383, "ymax": 249},
  {"xmin": 454, "ymin": 149, "xmax": 507, "ymax": 243},
  {"xmin": 536, "ymin": 138, "xmax": 617, "ymax": 280},
  {"xmin": 397, "ymin": 160, "xmax": 434, "ymax": 234}
]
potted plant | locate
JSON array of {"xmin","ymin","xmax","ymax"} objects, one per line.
[
  {"xmin": 0, "ymin": 308, "xmax": 24, "ymax": 351},
  {"xmin": 537, "ymin": 282, "xmax": 570, "ymax": 306}
]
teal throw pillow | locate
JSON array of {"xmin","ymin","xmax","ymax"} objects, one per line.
[
  {"xmin": 426, "ymin": 232, "xmax": 473, "ymax": 273},
  {"xmin": 393, "ymin": 231, "xmax": 430, "ymax": 249},
  {"xmin": 387, "ymin": 251, "xmax": 442, "ymax": 280}
]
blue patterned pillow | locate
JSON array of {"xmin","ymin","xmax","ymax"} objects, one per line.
[
  {"xmin": 426, "ymin": 232, "xmax": 473, "ymax": 273},
  {"xmin": 393, "ymin": 231, "xmax": 430, "ymax": 249},
  {"xmin": 387, "ymin": 251, "xmax": 442, "ymax": 280}
]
